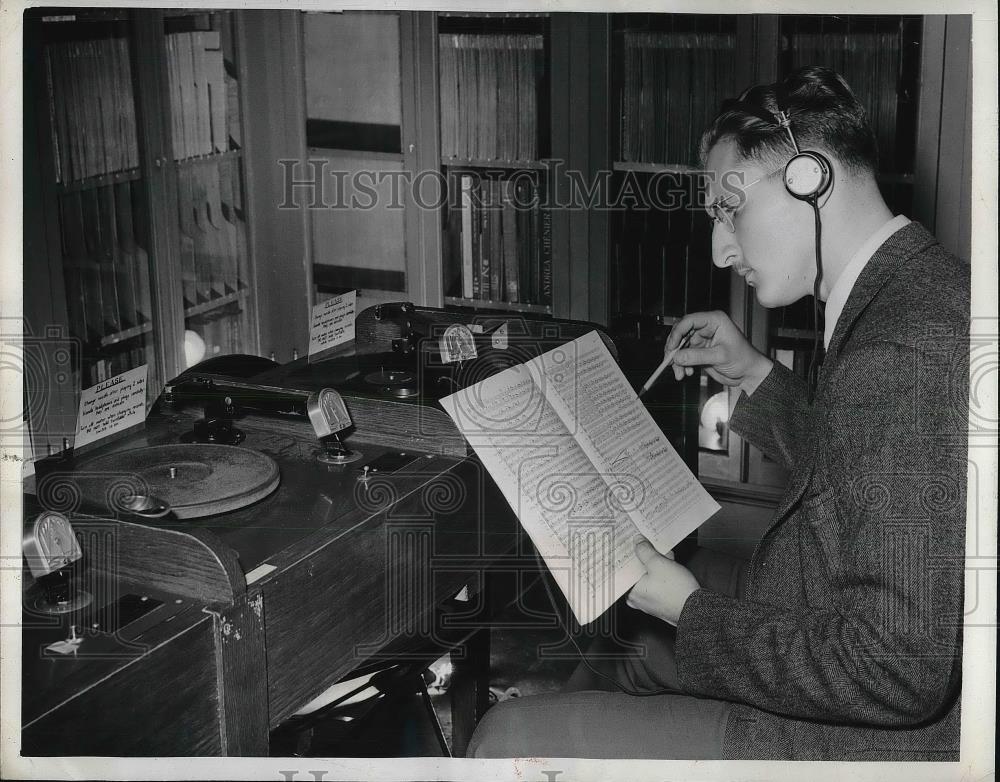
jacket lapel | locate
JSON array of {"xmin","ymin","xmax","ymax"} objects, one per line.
[
  {"xmin": 761, "ymin": 223, "xmax": 937, "ymax": 541},
  {"xmin": 824, "ymin": 222, "xmax": 938, "ymax": 365}
]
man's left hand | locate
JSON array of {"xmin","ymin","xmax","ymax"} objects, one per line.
[{"xmin": 626, "ymin": 538, "xmax": 701, "ymax": 626}]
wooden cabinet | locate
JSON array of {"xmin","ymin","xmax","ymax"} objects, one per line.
[
  {"xmin": 435, "ymin": 13, "xmax": 554, "ymax": 315},
  {"xmin": 22, "ymin": 8, "xmax": 310, "ymax": 458}
]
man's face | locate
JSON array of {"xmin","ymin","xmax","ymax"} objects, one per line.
[{"xmin": 705, "ymin": 139, "xmax": 817, "ymax": 308}]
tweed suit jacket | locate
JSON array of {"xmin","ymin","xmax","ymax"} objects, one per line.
[{"xmin": 674, "ymin": 222, "xmax": 970, "ymax": 760}]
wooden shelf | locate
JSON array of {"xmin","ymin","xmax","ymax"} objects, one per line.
[
  {"xmin": 184, "ymin": 288, "xmax": 248, "ymax": 319},
  {"xmin": 445, "ymin": 296, "xmax": 552, "ymax": 316},
  {"xmin": 613, "ymin": 161, "xmax": 701, "ymax": 174},
  {"xmin": 99, "ymin": 320, "xmax": 154, "ymax": 348},
  {"xmin": 438, "ymin": 12, "xmax": 550, "ymax": 19},
  {"xmin": 174, "ymin": 149, "xmax": 243, "ymax": 168},
  {"xmin": 56, "ymin": 167, "xmax": 142, "ymax": 194},
  {"xmin": 307, "ymin": 147, "xmax": 403, "ymax": 162},
  {"xmin": 443, "ymin": 158, "xmax": 549, "ymax": 171}
]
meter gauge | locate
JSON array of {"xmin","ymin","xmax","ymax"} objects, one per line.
[
  {"xmin": 307, "ymin": 388, "xmax": 363, "ymax": 465},
  {"xmin": 23, "ymin": 511, "xmax": 92, "ymax": 614},
  {"xmin": 439, "ymin": 323, "xmax": 478, "ymax": 364},
  {"xmin": 306, "ymin": 388, "xmax": 353, "ymax": 439}
]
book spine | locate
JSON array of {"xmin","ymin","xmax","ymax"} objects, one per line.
[
  {"xmin": 490, "ymin": 179, "xmax": 501, "ymax": 298},
  {"xmin": 540, "ymin": 202, "xmax": 552, "ymax": 306},
  {"xmin": 178, "ymin": 33, "xmax": 196, "ymax": 159},
  {"xmin": 479, "ymin": 180, "xmax": 492, "ymax": 300},
  {"xmin": 471, "ymin": 177, "xmax": 481, "ymax": 300},
  {"xmin": 438, "ymin": 35, "xmax": 454, "ymax": 159},
  {"xmin": 501, "ymin": 179, "xmax": 518, "ymax": 303},
  {"xmin": 460, "ymin": 174, "xmax": 474, "ymax": 299},
  {"xmin": 204, "ymin": 32, "xmax": 226, "ymax": 154},
  {"xmin": 516, "ymin": 178, "xmax": 531, "ymax": 304},
  {"xmin": 44, "ymin": 45, "xmax": 63, "ymax": 183}
]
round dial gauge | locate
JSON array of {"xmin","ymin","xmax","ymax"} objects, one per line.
[
  {"xmin": 24, "ymin": 511, "xmax": 81, "ymax": 578},
  {"xmin": 306, "ymin": 388, "xmax": 352, "ymax": 438}
]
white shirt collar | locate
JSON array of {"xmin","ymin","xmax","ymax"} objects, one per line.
[{"xmin": 823, "ymin": 214, "xmax": 911, "ymax": 349}]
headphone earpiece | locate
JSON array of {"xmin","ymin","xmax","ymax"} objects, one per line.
[
  {"xmin": 720, "ymin": 97, "xmax": 834, "ymax": 202},
  {"xmin": 783, "ymin": 150, "xmax": 832, "ymax": 201}
]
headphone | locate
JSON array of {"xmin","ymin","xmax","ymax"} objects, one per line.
[
  {"xmin": 720, "ymin": 96, "xmax": 833, "ymax": 202},
  {"xmin": 776, "ymin": 115, "xmax": 832, "ymax": 202},
  {"xmin": 721, "ymin": 89, "xmax": 830, "ymax": 397}
]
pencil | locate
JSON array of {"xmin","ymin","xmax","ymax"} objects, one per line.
[{"xmin": 639, "ymin": 328, "xmax": 696, "ymax": 396}]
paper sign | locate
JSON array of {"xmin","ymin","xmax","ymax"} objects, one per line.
[
  {"xmin": 74, "ymin": 365, "xmax": 148, "ymax": 450},
  {"xmin": 309, "ymin": 290, "xmax": 356, "ymax": 359}
]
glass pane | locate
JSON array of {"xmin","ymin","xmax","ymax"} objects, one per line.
[
  {"xmin": 614, "ymin": 14, "xmax": 737, "ymax": 166},
  {"xmin": 304, "ymin": 11, "xmax": 407, "ymax": 312},
  {"xmin": 697, "ymin": 374, "xmax": 730, "ymax": 453},
  {"xmin": 40, "ymin": 14, "xmax": 160, "ymax": 397},
  {"xmin": 163, "ymin": 10, "xmax": 255, "ymax": 367}
]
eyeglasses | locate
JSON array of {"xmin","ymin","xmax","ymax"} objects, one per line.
[{"xmin": 705, "ymin": 167, "xmax": 783, "ymax": 233}]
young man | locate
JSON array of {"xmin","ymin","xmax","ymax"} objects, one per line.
[{"xmin": 468, "ymin": 66, "xmax": 969, "ymax": 760}]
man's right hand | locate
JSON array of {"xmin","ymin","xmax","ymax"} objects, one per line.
[{"xmin": 666, "ymin": 310, "xmax": 774, "ymax": 396}]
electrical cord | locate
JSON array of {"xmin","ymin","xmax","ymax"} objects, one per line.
[{"xmin": 807, "ymin": 197, "xmax": 824, "ymax": 401}]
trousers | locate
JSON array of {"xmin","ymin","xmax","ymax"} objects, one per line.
[{"xmin": 466, "ymin": 547, "xmax": 749, "ymax": 759}]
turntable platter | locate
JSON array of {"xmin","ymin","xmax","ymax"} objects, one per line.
[
  {"xmin": 363, "ymin": 369, "xmax": 419, "ymax": 398},
  {"xmin": 76, "ymin": 444, "xmax": 280, "ymax": 519}
]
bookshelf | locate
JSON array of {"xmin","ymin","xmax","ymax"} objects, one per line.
[
  {"xmin": 437, "ymin": 14, "xmax": 554, "ymax": 314},
  {"xmin": 32, "ymin": 12, "xmax": 161, "ymax": 397},
  {"xmin": 23, "ymin": 8, "xmax": 309, "ymax": 456},
  {"xmin": 608, "ymin": 14, "xmax": 739, "ymax": 338}
]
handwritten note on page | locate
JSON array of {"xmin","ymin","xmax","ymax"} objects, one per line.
[
  {"xmin": 440, "ymin": 332, "xmax": 719, "ymax": 625},
  {"xmin": 74, "ymin": 365, "xmax": 148, "ymax": 451}
]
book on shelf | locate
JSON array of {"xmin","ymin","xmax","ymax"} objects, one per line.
[
  {"xmin": 165, "ymin": 29, "xmax": 228, "ymax": 160},
  {"xmin": 444, "ymin": 173, "xmax": 551, "ymax": 309},
  {"xmin": 59, "ymin": 182, "xmax": 155, "ymax": 346},
  {"xmin": 789, "ymin": 31, "xmax": 900, "ymax": 170},
  {"xmin": 501, "ymin": 180, "xmax": 519, "ymax": 303},
  {"xmin": 539, "ymin": 204, "xmax": 552, "ymax": 305},
  {"xmin": 45, "ymin": 34, "xmax": 140, "ymax": 184},
  {"xmin": 440, "ymin": 330, "xmax": 719, "ymax": 625},
  {"xmin": 619, "ymin": 31, "xmax": 735, "ymax": 165},
  {"xmin": 439, "ymin": 32, "xmax": 543, "ymax": 163},
  {"xmin": 460, "ymin": 175, "xmax": 475, "ymax": 299}
]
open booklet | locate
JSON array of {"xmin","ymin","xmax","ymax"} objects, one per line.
[{"xmin": 439, "ymin": 330, "xmax": 720, "ymax": 625}]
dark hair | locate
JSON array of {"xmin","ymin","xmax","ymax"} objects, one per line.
[{"xmin": 699, "ymin": 65, "xmax": 879, "ymax": 176}]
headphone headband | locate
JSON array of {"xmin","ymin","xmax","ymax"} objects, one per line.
[{"xmin": 717, "ymin": 91, "xmax": 831, "ymax": 202}]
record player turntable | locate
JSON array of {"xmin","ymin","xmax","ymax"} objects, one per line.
[{"xmin": 21, "ymin": 302, "xmax": 638, "ymax": 757}]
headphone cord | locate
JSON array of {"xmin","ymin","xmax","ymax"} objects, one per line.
[
  {"xmin": 807, "ymin": 197, "xmax": 824, "ymax": 400},
  {"xmin": 531, "ymin": 546, "xmax": 679, "ymax": 697}
]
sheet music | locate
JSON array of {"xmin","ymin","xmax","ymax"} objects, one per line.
[
  {"xmin": 533, "ymin": 332, "xmax": 720, "ymax": 551},
  {"xmin": 440, "ymin": 362, "xmax": 646, "ymax": 625},
  {"xmin": 440, "ymin": 331, "xmax": 719, "ymax": 625}
]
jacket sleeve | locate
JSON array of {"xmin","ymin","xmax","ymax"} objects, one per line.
[
  {"xmin": 729, "ymin": 361, "xmax": 813, "ymax": 470},
  {"xmin": 675, "ymin": 335, "xmax": 967, "ymax": 727}
]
